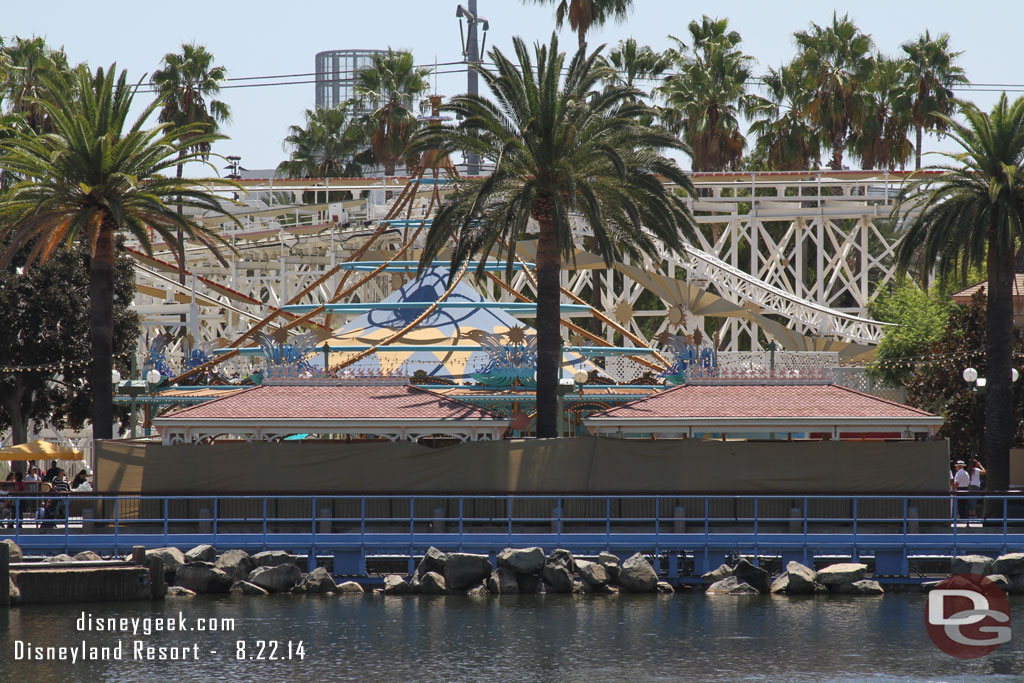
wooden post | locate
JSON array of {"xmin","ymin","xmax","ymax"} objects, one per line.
[
  {"xmin": 146, "ymin": 555, "xmax": 165, "ymax": 600},
  {"xmin": 131, "ymin": 546, "xmax": 146, "ymax": 565}
]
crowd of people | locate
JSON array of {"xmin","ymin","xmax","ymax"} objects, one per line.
[{"xmin": 0, "ymin": 459, "xmax": 93, "ymax": 529}]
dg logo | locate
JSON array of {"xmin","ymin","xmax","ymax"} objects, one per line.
[{"xmin": 926, "ymin": 574, "xmax": 1011, "ymax": 658}]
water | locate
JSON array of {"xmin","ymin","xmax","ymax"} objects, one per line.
[{"xmin": 3, "ymin": 592, "xmax": 1024, "ymax": 682}]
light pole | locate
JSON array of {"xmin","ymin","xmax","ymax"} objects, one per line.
[{"xmin": 144, "ymin": 369, "xmax": 162, "ymax": 437}]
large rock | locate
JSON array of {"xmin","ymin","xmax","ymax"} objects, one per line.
[
  {"xmin": 487, "ymin": 567, "xmax": 519, "ymax": 594},
  {"xmin": 9, "ymin": 576, "xmax": 20, "ymax": 604},
  {"xmin": 186, "ymin": 544, "xmax": 216, "ymax": 563},
  {"xmin": 229, "ymin": 580, "xmax": 269, "ymax": 596},
  {"xmin": 706, "ymin": 576, "xmax": 759, "ymax": 595},
  {"xmin": 336, "ymin": 581, "xmax": 364, "ymax": 594},
  {"xmin": 656, "ymin": 582, "xmax": 675, "ymax": 594},
  {"xmin": 951, "ymin": 554, "xmax": 994, "ymax": 576},
  {"xmin": 166, "ymin": 586, "xmax": 196, "ymax": 598},
  {"xmin": 517, "ymin": 573, "xmax": 542, "ymax": 594},
  {"xmin": 619, "ymin": 553, "xmax": 658, "ymax": 593},
  {"xmin": 444, "ymin": 553, "xmax": 493, "ymax": 591},
  {"xmin": 383, "ymin": 574, "xmax": 411, "ymax": 595},
  {"xmin": 542, "ymin": 551, "xmax": 575, "ymax": 593},
  {"xmin": 597, "ymin": 552, "xmax": 621, "ymax": 584},
  {"xmin": 784, "ymin": 561, "xmax": 818, "ymax": 594},
  {"xmin": 174, "ymin": 562, "xmax": 233, "ymax": 594},
  {"xmin": 833, "ymin": 579, "xmax": 884, "ymax": 595},
  {"xmin": 2, "ymin": 539, "xmax": 22, "ymax": 563},
  {"xmin": 732, "ymin": 559, "xmax": 770, "ymax": 594},
  {"xmin": 770, "ymin": 572, "xmax": 791, "ymax": 594},
  {"xmin": 575, "ymin": 560, "xmax": 609, "ymax": 587},
  {"xmin": 701, "ymin": 563, "xmax": 733, "ymax": 585},
  {"xmin": 992, "ymin": 553, "xmax": 1024, "ymax": 576},
  {"xmin": 497, "ymin": 547, "xmax": 546, "ymax": 574},
  {"xmin": 73, "ymin": 550, "xmax": 102, "ymax": 562},
  {"xmin": 248, "ymin": 563, "xmax": 302, "ymax": 593},
  {"xmin": 466, "ymin": 584, "xmax": 489, "ymax": 597},
  {"xmin": 415, "ymin": 547, "xmax": 448, "ymax": 578},
  {"xmin": 252, "ymin": 550, "xmax": 300, "ymax": 568},
  {"xmin": 548, "ymin": 549, "xmax": 575, "ymax": 572},
  {"xmin": 988, "ymin": 574, "xmax": 1010, "ymax": 592},
  {"xmin": 1006, "ymin": 574, "xmax": 1024, "ymax": 594},
  {"xmin": 45, "ymin": 554, "xmax": 75, "ymax": 563},
  {"xmin": 297, "ymin": 567, "xmax": 337, "ymax": 594},
  {"xmin": 817, "ymin": 563, "xmax": 868, "ymax": 586},
  {"xmin": 417, "ymin": 571, "xmax": 447, "ymax": 595},
  {"xmin": 147, "ymin": 548, "xmax": 186, "ymax": 574},
  {"xmin": 215, "ymin": 550, "xmax": 256, "ymax": 581}
]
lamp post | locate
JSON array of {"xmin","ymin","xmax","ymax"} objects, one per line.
[
  {"xmin": 963, "ymin": 367, "xmax": 1019, "ymax": 393},
  {"xmin": 144, "ymin": 369, "xmax": 162, "ymax": 437}
]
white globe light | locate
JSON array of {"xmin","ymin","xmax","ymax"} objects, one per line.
[
  {"xmin": 1014, "ymin": 368, "xmax": 1020, "ymax": 383},
  {"xmin": 111, "ymin": 369, "xmax": 121, "ymax": 384},
  {"xmin": 573, "ymin": 370, "xmax": 589, "ymax": 385},
  {"xmin": 146, "ymin": 369, "xmax": 162, "ymax": 385},
  {"xmin": 963, "ymin": 367, "xmax": 978, "ymax": 383}
]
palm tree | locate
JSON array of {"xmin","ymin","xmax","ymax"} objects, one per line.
[
  {"xmin": 277, "ymin": 104, "xmax": 370, "ymax": 179},
  {"xmin": 658, "ymin": 16, "xmax": 754, "ymax": 172},
  {"xmin": 528, "ymin": 0, "xmax": 634, "ymax": 50},
  {"xmin": 151, "ymin": 43, "xmax": 230, "ymax": 280},
  {"xmin": 748, "ymin": 64, "xmax": 821, "ymax": 170},
  {"xmin": 410, "ymin": 35, "xmax": 698, "ymax": 437},
  {"xmin": 353, "ymin": 49, "xmax": 430, "ymax": 178},
  {"xmin": 0, "ymin": 64, "xmax": 238, "ymax": 440},
  {"xmin": 892, "ymin": 94, "xmax": 1024, "ymax": 491},
  {"xmin": 792, "ymin": 13, "xmax": 875, "ymax": 170},
  {"xmin": 849, "ymin": 57, "xmax": 915, "ymax": 170},
  {"xmin": 605, "ymin": 37, "xmax": 669, "ymax": 93},
  {"xmin": 901, "ymin": 30, "xmax": 968, "ymax": 170},
  {"xmin": 0, "ymin": 36, "xmax": 71, "ymax": 132}
]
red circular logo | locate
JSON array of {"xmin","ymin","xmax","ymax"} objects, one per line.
[{"xmin": 925, "ymin": 574, "xmax": 1011, "ymax": 658}]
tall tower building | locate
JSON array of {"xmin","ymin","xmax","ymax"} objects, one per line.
[{"xmin": 314, "ymin": 49, "xmax": 387, "ymax": 111}]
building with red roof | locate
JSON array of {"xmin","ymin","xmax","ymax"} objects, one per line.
[
  {"xmin": 584, "ymin": 380, "xmax": 943, "ymax": 440},
  {"xmin": 154, "ymin": 379, "xmax": 511, "ymax": 445}
]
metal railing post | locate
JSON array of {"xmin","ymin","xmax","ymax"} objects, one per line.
[
  {"xmin": 360, "ymin": 497, "xmax": 366, "ymax": 536},
  {"xmin": 704, "ymin": 496, "xmax": 709, "ymax": 536},
  {"xmin": 213, "ymin": 497, "xmax": 219, "ymax": 537},
  {"xmin": 262, "ymin": 497, "xmax": 268, "ymax": 541},
  {"xmin": 458, "ymin": 497, "xmax": 464, "ymax": 548},
  {"xmin": 557, "ymin": 496, "xmax": 563, "ymax": 537},
  {"xmin": 606, "ymin": 497, "xmax": 611, "ymax": 539},
  {"xmin": 163, "ymin": 498, "xmax": 169, "ymax": 537},
  {"xmin": 655, "ymin": 497, "xmax": 660, "ymax": 539},
  {"xmin": 114, "ymin": 498, "xmax": 120, "ymax": 552}
]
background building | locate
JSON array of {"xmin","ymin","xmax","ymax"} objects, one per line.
[{"xmin": 315, "ymin": 49, "xmax": 387, "ymax": 111}]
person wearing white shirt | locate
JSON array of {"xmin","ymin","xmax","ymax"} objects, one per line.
[
  {"xmin": 968, "ymin": 459, "xmax": 986, "ymax": 518},
  {"xmin": 953, "ymin": 460, "xmax": 970, "ymax": 519}
]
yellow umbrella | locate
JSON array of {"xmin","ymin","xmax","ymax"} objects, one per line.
[{"xmin": 0, "ymin": 440, "xmax": 84, "ymax": 461}]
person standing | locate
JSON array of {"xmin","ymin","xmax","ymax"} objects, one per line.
[
  {"xmin": 969, "ymin": 459, "xmax": 987, "ymax": 519},
  {"xmin": 953, "ymin": 460, "xmax": 971, "ymax": 520}
]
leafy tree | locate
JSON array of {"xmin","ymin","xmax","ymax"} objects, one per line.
[
  {"xmin": 792, "ymin": 13, "xmax": 875, "ymax": 170},
  {"xmin": 410, "ymin": 35, "xmax": 698, "ymax": 437},
  {"xmin": 277, "ymin": 104, "xmax": 371, "ymax": 179},
  {"xmin": 527, "ymin": 0, "xmax": 634, "ymax": 49},
  {"xmin": 151, "ymin": 43, "xmax": 230, "ymax": 278},
  {"xmin": 901, "ymin": 30, "xmax": 968, "ymax": 170},
  {"xmin": 748, "ymin": 64, "xmax": 821, "ymax": 170},
  {"xmin": 906, "ymin": 292, "xmax": 1024, "ymax": 464},
  {"xmin": 0, "ymin": 238, "xmax": 138, "ymax": 446},
  {"xmin": 353, "ymin": 49, "xmax": 430, "ymax": 178},
  {"xmin": 867, "ymin": 276, "xmax": 952, "ymax": 385},
  {"xmin": 849, "ymin": 57, "xmax": 914, "ymax": 170},
  {"xmin": 0, "ymin": 64, "xmax": 238, "ymax": 440},
  {"xmin": 892, "ymin": 94, "xmax": 1024, "ymax": 491},
  {"xmin": 658, "ymin": 16, "xmax": 754, "ymax": 172}
]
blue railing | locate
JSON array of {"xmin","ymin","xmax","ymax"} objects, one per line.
[{"xmin": 2, "ymin": 493, "xmax": 1021, "ymax": 577}]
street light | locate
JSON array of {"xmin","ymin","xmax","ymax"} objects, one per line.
[
  {"xmin": 963, "ymin": 367, "xmax": 1019, "ymax": 393},
  {"xmin": 146, "ymin": 369, "xmax": 162, "ymax": 385}
]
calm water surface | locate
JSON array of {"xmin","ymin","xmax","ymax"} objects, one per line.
[{"xmin": 3, "ymin": 592, "xmax": 1024, "ymax": 682}]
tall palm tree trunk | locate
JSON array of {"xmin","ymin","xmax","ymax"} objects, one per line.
[
  {"xmin": 535, "ymin": 218, "xmax": 562, "ymax": 438},
  {"xmin": 831, "ymin": 137, "xmax": 844, "ymax": 171},
  {"xmin": 90, "ymin": 222, "xmax": 116, "ymax": 441},
  {"xmin": 915, "ymin": 124, "xmax": 923, "ymax": 170},
  {"xmin": 985, "ymin": 234, "xmax": 1015, "ymax": 491}
]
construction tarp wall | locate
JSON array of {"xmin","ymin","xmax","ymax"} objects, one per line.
[{"xmin": 97, "ymin": 437, "xmax": 948, "ymax": 494}]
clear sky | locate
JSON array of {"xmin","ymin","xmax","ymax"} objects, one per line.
[{"xmin": 4, "ymin": 1, "xmax": 1023, "ymax": 173}]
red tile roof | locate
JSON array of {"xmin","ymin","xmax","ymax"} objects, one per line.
[
  {"xmin": 588, "ymin": 383, "xmax": 936, "ymax": 420},
  {"xmin": 162, "ymin": 382, "xmax": 503, "ymax": 421}
]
